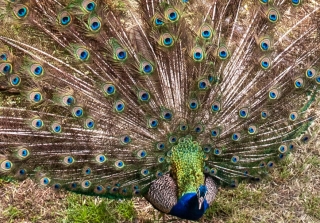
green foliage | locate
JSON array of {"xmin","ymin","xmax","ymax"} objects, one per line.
[
  {"xmin": 2, "ymin": 206, "xmax": 23, "ymax": 222},
  {"xmin": 62, "ymin": 193, "xmax": 137, "ymax": 223},
  {"xmin": 304, "ymin": 196, "xmax": 320, "ymax": 220}
]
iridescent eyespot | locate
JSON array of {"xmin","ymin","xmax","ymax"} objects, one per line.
[
  {"xmin": 192, "ymin": 47, "xmax": 205, "ymax": 62},
  {"xmin": 267, "ymin": 9, "xmax": 279, "ymax": 23},
  {"xmin": 188, "ymin": 99, "xmax": 199, "ymax": 110},
  {"xmin": 301, "ymin": 134, "xmax": 310, "ymax": 143},
  {"xmin": 0, "ymin": 53, "xmax": 7, "ymax": 61},
  {"xmin": 141, "ymin": 61, "xmax": 154, "ymax": 75},
  {"xmin": 179, "ymin": 123, "xmax": 188, "ymax": 131},
  {"xmin": 148, "ymin": 118, "xmax": 159, "ymax": 128},
  {"xmin": 260, "ymin": 38, "xmax": 271, "ymax": 51},
  {"xmin": 217, "ymin": 46, "xmax": 229, "ymax": 60},
  {"xmin": 160, "ymin": 33, "xmax": 174, "ymax": 47},
  {"xmin": 194, "ymin": 124, "xmax": 204, "ymax": 134},
  {"xmin": 306, "ymin": 68, "xmax": 316, "ymax": 78},
  {"xmin": 138, "ymin": 90, "xmax": 150, "ymax": 102},
  {"xmin": 200, "ymin": 24, "xmax": 213, "ymax": 39},
  {"xmin": 289, "ymin": 111, "xmax": 298, "ymax": 121},
  {"xmin": 13, "ymin": 4, "xmax": 29, "ymax": 19},
  {"xmin": 82, "ymin": 0, "xmax": 96, "ymax": 12},
  {"xmin": 1, "ymin": 160, "xmax": 13, "ymax": 171},
  {"xmin": 137, "ymin": 150, "xmax": 147, "ymax": 158},
  {"xmin": 169, "ymin": 136, "xmax": 177, "ymax": 144},
  {"xmin": 81, "ymin": 180, "xmax": 91, "ymax": 189},
  {"xmin": 84, "ymin": 118, "xmax": 95, "ymax": 129},
  {"xmin": 18, "ymin": 148, "xmax": 30, "ymax": 158},
  {"xmin": 31, "ymin": 118, "xmax": 44, "ymax": 129},
  {"xmin": 279, "ymin": 153, "xmax": 286, "ymax": 159},
  {"xmin": 88, "ymin": 17, "xmax": 101, "ymax": 32},
  {"xmin": 115, "ymin": 48, "xmax": 127, "ymax": 61},
  {"xmin": 72, "ymin": 107, "xmax": 84, "ymax": 118},
  {"xmin": 158, "ymin": 156, "xmax": 165, "ymax": 163},
  {"xmin": 259, "ymin": 0, "xmax": 268, "ymax": 4},
  {"xmin": 40, "ymin": 177, "xmax": 51, "ymax": 186},
  {"xmin": 232, "ymin": 133, "xmax": 241, "ymax": 141},
  {"xmin": 64, "ymin": 156, "xmax": 75, "ymax": 165},
  {"xmin": 70, "ymin": 182, "xmax": 78, "ymax": 189},
  {"xmin": 156, "ymin": 142, "xmax": 165, "ymax": 150},
  {"xmin": 153, "ymin": 16, "xmax": 164, "ymax": 27},
  {"xmin": 103, "ymin": 83, "xmax": 116, "ymax": 96},
  {"xmin": 214, "ymin": 148, "xmax": 222, "ymax": 155},
  {"xmin": 114, "ymin": 99, "xmax": 125, "ymax": 113},
  {"xmin": 95, "ymin": 154, "xmax": 107, "ymax": 163},
  {"xmin": 261, "ymin": 110, "xmax": 269, "ymax": 119},
  {"xmin": 166, "ymin": 8, "xmax": 179, "ymax": 22},
  {"xmin": 315, "ymin": 76, "xmax": 320, "ymax": 84},
  {"xmin": 54, "ymin": 184, "xmax": 61, "ymax": 190},
  {"xmin": 211, "ymin": 101, "xmax": 221, "ymax": 113},
  {"xmin": 209, "ymin": 168, "xmax": 217, "ymax": 176},
  {"xmin": 30, "ymin": 64, "xmax": 44, "ymax": 77},
  {"xmin": 267, "ymin": 161, "xmax": 274, "ymax": 168},
  {"xmin": 83, "ymin": 167, "xmax": 92, "ymax": 175},
  {"xmin": 156, "ymin": 170, "xmax": 163, "ymax": 177},
  {"xmin": 203, "ymin": 145, "xmax": 211, "ymax": 153},
  {"xmin": 259, "ymin": 161, "xmax": 266, "ymax": 168},
  {"xmin": 294, "ymin": 78, "xmax": 304, "ymax": 88},
  {"xmin": 231, "ymin": 156, "xmax": 239, "ymax": 163},
  {"xmin": 9, "ymin": 74, "xmax": 21, "ymax": 86},
  {"xmin": 62, "ymin": 95, "xmax": 75, "ymax": 106},
  {"xmin": 76, "ymin": 48, "xmax": 90, "ymax": 61},
  {"xmin": 248, "ymin": 125, "xmax": 258, "ymax": 134},
  {"xmin": 29, "ymin": 92, "xmax": 43, "ymax": 103},
  {"xmin": 288, "ymin": 143, "xmax": 295, "ymax": 151},
  {"xmin": 115, "ymin": 160, "xmax": 125, "ymax": 168},
  {"xmin": 120, "ymin": 135, "xmax": 131, "ymax": 145},
  {"xmin": 161, "ymin": 109, "xmax": 173, "ymax": 121},
  {"xmin": 292, "ymin": 0, "xmax": 301, "ymax": 6},
  {"xmin": 0, "ymin": 63, "xmax": 12, "ymax": 75},
  {"xmin": 269, "ymin": 89, "xmax": 279, "ymax": 99},
  {"xmin": 94, "ymin": 185, "xmax": 105, "ymax": 194},
  {"xmin": 239, "ymin": 108, "xmax": 249, "ymax": 118},
  {"xmin": 198, "ymin": 78, "xmax": 209, "ymax": 90},
  {"xmin": 141, "ymin": 169, "xmax": 150, "ymax": 176},
  {"xmin": 59, "ymin": 11, "xmax": 72, "ymax": 26},
  {"xmin": 51, "ymin": 122, "xmax": 62, "ymax": 133},
  {"xmin": 211, "ymin": 128, "xmax": 220, "ymax": 137},
  {"xmin": 278, "ymin": 145, "xmax": 287, "ymax": 153},
  {"xmin": 260, "ymin": 57, "xmax": 271, "ymax": 69}
]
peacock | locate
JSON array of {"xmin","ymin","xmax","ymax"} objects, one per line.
[{"xmin": 0, "ymin": 0, "xmax": 319, "ymax": 221}]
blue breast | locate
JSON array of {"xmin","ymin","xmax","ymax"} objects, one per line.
[{"xmin": 169, "ymin": 192, "xmax": 209, "ymax": 220}]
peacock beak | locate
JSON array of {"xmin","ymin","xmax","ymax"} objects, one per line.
[{"xmin": 198, "ymin": 196, "xmax": 205, "ymax": 210}]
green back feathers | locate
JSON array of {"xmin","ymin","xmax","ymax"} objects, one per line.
[{"xmin": 171, "ymin": 137, "xmax": 204, "ymax": 197}]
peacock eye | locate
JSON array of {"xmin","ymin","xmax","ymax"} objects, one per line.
[
  {"xmin": 82, "ymin": 0, "xmax": 96, "ymax": 12},
  {"xmin": 72, "ymin": 107, "xmax": 84, "ymax": 118},
  {"xmin": 9, "ymin": 74, "xmax": 21, "ymax": 86},
  {"xmin": 267, "ymin": 9, "xmax": 279, "ymax": 23},
  {"xmin": 13, "ymin": 4, "xmax": 29, "ymax": 19},
  {"xmin": 138, "ymin": 90, "xmax": 150, "ymax": 102},
  {"xmin": 76, "ymin": 48, "xmax": 90, "ymax": 61},
  {"xmin": 59, "ymin": 11, "xmax": 72, "ymax": 26},
  {"xmin": 88, "ymin": 17, "xmax": 101, "ymax": 32}
]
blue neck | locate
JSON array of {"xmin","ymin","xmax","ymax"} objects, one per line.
[{"xmin": 169, "ymin": 192, "xmax": 209, "ymax": 220}]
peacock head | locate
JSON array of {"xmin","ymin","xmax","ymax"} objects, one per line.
[{"xmin": 197, "ymin": 184, "xmax": 208, "ymax": 209}]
